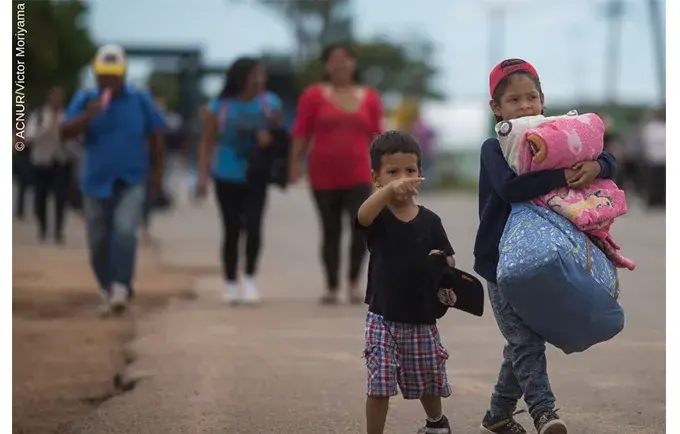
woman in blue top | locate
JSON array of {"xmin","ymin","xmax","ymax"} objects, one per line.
[{"xmin": 197, "ymin": 57, "xmax": 283, "ymax": 305}]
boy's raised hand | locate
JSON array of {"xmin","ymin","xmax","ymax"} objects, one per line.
[{"xmin": 389, "ymin": 177, "xmax": 425, "ymax": 201}]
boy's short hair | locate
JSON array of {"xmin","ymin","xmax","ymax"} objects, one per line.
[{"xmin": 370, "ymin": 130, "xmax": 422, "ymax": 171}]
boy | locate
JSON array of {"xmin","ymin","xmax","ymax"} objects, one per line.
[{"xmin": 356, "ymin": 130, "xmax": 456, "ymax": 434}]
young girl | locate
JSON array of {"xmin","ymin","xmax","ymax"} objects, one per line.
[
  {"xmin": 474, "ymin": 59, "xmax": 618, "ymax": 434},
  {"xmin": 197, "ymin": 57, "xmax": 283, "ymax": 304},
  {"xmin": 356, "ymin": 131, "xmax": 456, "ymax": 434}
]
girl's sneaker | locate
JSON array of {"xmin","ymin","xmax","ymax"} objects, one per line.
[
  {"xmin": 242, "ymin": 277, "xmax": 261, "ymax": 305},
  {"xmin": 418, "ymin": 414, "xmax": 451, "ymax": 433},
  {"xmin": 480, "ymin": 411, "xmax": 527, "ymax": 433},
  {"xmin": 223, "ymin": 281, "xmax": 240, "ymax": 305},
  {"xmin": 534, "ymin": 412, "xmax": 567, "ymax": 434}
]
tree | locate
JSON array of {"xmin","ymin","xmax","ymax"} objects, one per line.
[
  {"xmin": 294, "ymin": 38, "xmax": 444, "ymax": 100},
  {"xmin": 13, "ymin": 0, "xmax": 96, "ymax": 108},
  {"xmin": 255, "ymin": 0, "xmax": 353, "ymax": 62},
  {"xmin": 251, "ymin": 0, "xmax": 442, "ymax": 99}
]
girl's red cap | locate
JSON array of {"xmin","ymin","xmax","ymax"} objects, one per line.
[{"xmin": 489, "ymin": 58, "xmax": 540, "ymax": 98}]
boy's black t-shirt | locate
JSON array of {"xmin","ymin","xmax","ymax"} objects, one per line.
[{"xmin": 356, "ymin": 205, "xmax": 454, "ymax": 325}]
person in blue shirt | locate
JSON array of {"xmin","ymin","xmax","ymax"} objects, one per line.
[
  {"xmin": 475, "ymin": 59, "xmax": 618, "ymax": 434},
  {"xmin": 196, "ymin": 57, "xmax": 283, "ymax": 305},
  {"xmin": 61, "ymin": 45, "xmax": 166, "ymax": 316}
]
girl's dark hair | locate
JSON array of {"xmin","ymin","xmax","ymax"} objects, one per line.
[
  {"xmin": 219, "ymin": 57, "xmax": 261, "ymax": 99},
  {"xmin": 491, "ymin": 70, "xmax": 544, "ymax": 123},
  {"xmin": 320, "ymin": 42, "xmax": 361, "ymax": 83},
  {"xmin": 370, "ymin": 130, "xmax": 421, "ymax": 171}
]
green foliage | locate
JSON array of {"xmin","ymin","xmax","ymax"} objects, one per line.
[
  {"xmin": 13, "ymin": 0, "xmax": 96, "ymax": 108},
  {"xmin": 255, "ymin": 0, "xmax": 441, "ymax": 100},
  {"xmin": 147, "ymin": 72, "xmax": 180, "ymax": 111},
  {"xmin": 257, "ymin": 0, "xmax": 350, "ymax": 59}
]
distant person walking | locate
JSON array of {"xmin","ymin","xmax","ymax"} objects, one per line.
[
  {"xmin": 61, "ymin": 44, "xmax": 167, "ymax": 315},
  {"xmin": 197, "ymin": 57, "xmax": 284, "ymax": 305},
  {"xmin": 25, "ymin": 86, "xmax": 72, "ymax": 244},
  {"xmin": 13, "ymin": 131, "xmax": 34, "ymax": 220},
  {"xmin": 289, "ymin": 43, "xmax": 384, "ymax": 305},
  {"xmin": 394, "ymin": 100, "xmax": 437, "ymax": 190},
  {"xmin": 641, "ymin": 107, "xmax": 666, "ymax": 208}
]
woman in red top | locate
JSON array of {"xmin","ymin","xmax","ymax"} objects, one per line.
[{"xmin": 289, "ymin": 43, "xmax": 384, "ymax": 305}]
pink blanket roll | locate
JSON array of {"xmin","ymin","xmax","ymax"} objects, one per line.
[{"xmin": 496, "ymin": 111, "xmax": 635, "ymax": 270}]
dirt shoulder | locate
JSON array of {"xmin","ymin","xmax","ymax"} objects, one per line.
[{"xmin": 13, "ymin": 221, "xmax": 197, "ymax": 434}]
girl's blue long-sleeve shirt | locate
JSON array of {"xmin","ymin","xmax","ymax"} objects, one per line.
[{"xmin": 473, "ymin": 138, "xmax": 618, "ymax": 283}]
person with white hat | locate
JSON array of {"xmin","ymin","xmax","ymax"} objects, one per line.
[{"xmin": 62, "ymin": 44, "xmax": 167, "ymax": 316}]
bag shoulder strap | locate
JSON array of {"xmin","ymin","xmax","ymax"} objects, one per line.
[
  {"xmin": 585, "ymin": 234, "xmax": 620, "ymax": 300},
  {"xmin": 218, "ymin": 98, "xmax": 229, "ymax": 133},
  {"xmin": 258, "ymin": 92, "xmax": 273, "ymax": 118}
]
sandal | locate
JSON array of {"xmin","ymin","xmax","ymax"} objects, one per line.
[
  {"xmin": 348, "ymin": 286, "xmax": 364, "ymax": 305},
  {"xmin": 320, "ymin": 291, "xmax": 339, "ymax": 305}
]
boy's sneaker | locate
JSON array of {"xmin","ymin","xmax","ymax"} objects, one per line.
[
  {"xmin": 534, "ymin": 411, "xmax": 567, "ymax": 434},
  {"xmin": 417, "ymin": 414, "xmax": 451, "ymax": 433},
  {"xmin": 480, "ymin": 411, "xmax": 527, "ymax": 434}
]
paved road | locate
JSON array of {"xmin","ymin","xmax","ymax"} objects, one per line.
[{"xmin": 68, "ymin": 184, "xmax": 666, "ymax": 434}]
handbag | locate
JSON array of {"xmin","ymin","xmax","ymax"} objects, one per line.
[
  {"xmin": 497, "ymin": 202, "xmax": 624, "ymax": 354},
  {"xmin": 217, "ymin": 94, "xmax": 290, "ymax": 189},
  {"xmin": 426, "ymin": 252, "xmax": 485, "ymax": 319}
]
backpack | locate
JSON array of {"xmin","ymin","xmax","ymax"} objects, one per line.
[{"xmin": 217, "ymin": 94, "xmax": 290, "ymax": 189}]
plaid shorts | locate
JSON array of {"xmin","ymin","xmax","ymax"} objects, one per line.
[{"xmin": 363, "ymin": 311, "xmax": 451, "ymax": 399}]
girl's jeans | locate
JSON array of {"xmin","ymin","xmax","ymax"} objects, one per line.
[{"xmin": 487, "ymin": 281, "xmax": 557, "ymax": 420}]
